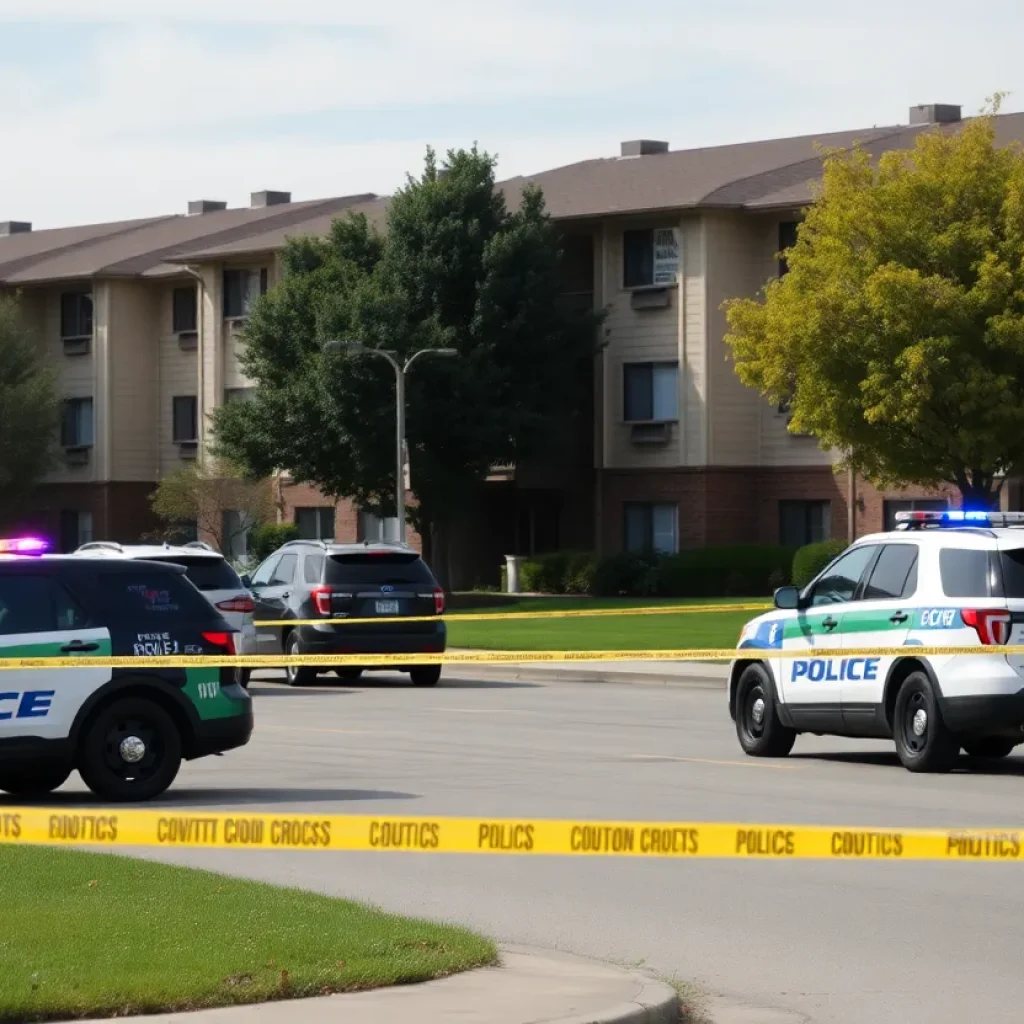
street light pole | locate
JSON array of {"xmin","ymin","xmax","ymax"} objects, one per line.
[{"xmin": 325, "ymin": 341, "xmax": 457, "ymax": 545}]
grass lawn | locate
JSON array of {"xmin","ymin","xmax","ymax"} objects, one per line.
[
  {"xmin": 0, "ymin": 845, "xmax": 497, "ymax": 1022},
  {"xmin": 446, "ymin": 596, "xmax": 767, "ymax": 652}
]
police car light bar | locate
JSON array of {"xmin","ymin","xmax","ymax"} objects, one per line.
[
  {"xmin": 894, "ymin": 510, "xmax": 1024, "ymax": 529},
  {"xmin": 0, "ymin": 536, "xmax": 51, "ymax": 555}
]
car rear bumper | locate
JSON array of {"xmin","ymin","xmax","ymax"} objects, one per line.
[
  {"xmin": 296, "ymin": 622, "xmax": 446, "ymax": 654},
  {"xmin": 189, "ymin": 685, "xmax": 254, "ymax": 759},
  {"xmin": 940, "ymin": 689, "xmax": 1024, "ymax": 738}
]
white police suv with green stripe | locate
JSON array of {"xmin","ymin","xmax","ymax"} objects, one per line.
[
  {"xmin": 0, "ymin": 537, "xmax": 252, "ymax": 800},
  {"xmin": 729, "ymin": 510, "xmax": 1024, "ymax": 772}
]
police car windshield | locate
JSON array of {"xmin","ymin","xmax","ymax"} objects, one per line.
[
  {"xmin": 326, "ymin": 553, "xmax": 433, "ymax": 586},
  {"xmin": 145, "ymin": 556, "xmax": 241, "ymax": 592}
]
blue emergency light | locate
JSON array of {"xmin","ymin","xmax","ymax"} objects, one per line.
[{"xmin": 894, "ymin": 510, "xmax": 1024, "ymax": 529}]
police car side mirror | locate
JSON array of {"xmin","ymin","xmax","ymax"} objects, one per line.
[
  {"xmin": 774, "ymin": 586, "xmax": 800, "ymax": 610},
  {"xmin": 240, "ymin": 574, "xmax": 252, "ymax": 588}
]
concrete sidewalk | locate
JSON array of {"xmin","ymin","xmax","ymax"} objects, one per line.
[
  {"xmin": 67, "ymin": 947, "xmax": 678, "ymax": 1024},
  {"xmin": 447, "ymin": 653, "xmax": 730, "ymax": 688}
]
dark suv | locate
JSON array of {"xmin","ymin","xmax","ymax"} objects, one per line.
[{"xmin": 244, "ymin": 541, "xmax": 447, "ymax": 686}]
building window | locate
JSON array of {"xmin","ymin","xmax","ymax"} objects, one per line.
[
  {"xmin": 222, "ymin": 510, "xmax": 252, "ymax": 562},
  {"xmin": 223, "ymin": 268, "xmax": 268, "ymax": 318},
  {"xmin": 624, "ymin": 502, "xmax": 678, "ymax": 554},
  {"xmin": 623, "ymin": 362, "xmax": 679, "ymax": 422},
  {"xmin": 172, "ymin": 286, "xmax": 197, "ymax": 333},
  {"xmin": 60, "ymin": 291, "xmax": 93, "ymax": 339},
  {"xmin": 295, "ymin": 507, "xmax": 335, "ymax": 540},
  {"xmin": 172, "ymin": 396, "xmax": 198, "ymax": 443},
  {"xmin": 359, "ymin": 510, "xmax": 400, "ymax": 543},
  {"xmin": 59, "ymin": 509, "xmax": 93, "ymax": 552},
  {"xmin": 623, "ymin": 228, "xmax": 680, "ymax": 288},
  {"xmin": 883, "ymin": 498, "xmax": 947, "ymax": 532},
  {"xmin": 224, "ymin": 387, "xmax": 255, "ymax": 404},
  {"xmin": 779, "ymin": 499, "xmax": 831, "ymax": 546},
  {"xmin": 778, "ymin": 221, "xmax": 799, "ymax": 276},
  {"xmin": 61, "ymin": 398, "xmax": 94, "ymax": 448}
]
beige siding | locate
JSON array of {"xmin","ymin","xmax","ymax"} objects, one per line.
[
  {"xmin": 107, "ymin": 279, "xmax": 159, "ymax": 481},
  {"xmin": 600, "ymin": 215, "xmax": 705, "ymax": 469},
  {"xmin": 759, "ymin": 401, "xmax": 834, "ymax": 466},
  {"xmin": 158, "ymin": 280, "xmax": 200, "ymax": 475}
]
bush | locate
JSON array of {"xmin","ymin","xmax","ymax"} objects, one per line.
[
  {"xmin": 516, "ymin": 551, "xmax": 595, "ymax": 594},
  {"xmin": 652, "ymin": 545, "xmax": 798, "ymax": 598},
  {"xmin": 250, "ymin": 522, "xmax": 300, "ymax": 563},
  {"xmin": 591, "ymin": 551, "xmax": 658, "ymax": 596},
  {"xmin": 564, "ymin": 552, "xmax": 597, "ymax": 595},
  {"xmin": 792, "ymin": 539, "xmax": 848, "ymax": 589}
]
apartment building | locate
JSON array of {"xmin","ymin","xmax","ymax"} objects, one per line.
[{"xmin": 2, "ymin": 102, "xmax": 1020, "ymax": 582}]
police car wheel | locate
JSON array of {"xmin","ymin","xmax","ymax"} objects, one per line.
[
  {"xmin": 78, "ymin": 697, "xmax": 182, "ymax": 801},
  {"xmin": 0, "ymin": 765, "xmax": 71, "ymax": 797},
  {"xmin": 236, "ymin": 669, "xmax": 251, "ymax": 689},
  {"xmin": 335, "ymin": 667, "xmax": 363, "ymax": 681},
  {"xmin": 284, "ymin": 632, "xmax": 317, "ymax": 686},
  {"xmin": 735, "ymin": 664, "xmax": 795, "ymax": 757},
  {"xmin": 962, "ymin": 737, "xmax": 1017, "ymax": 759},
  {"xmin": 893, "ymin": 672, "xmax": 959, "ymax": 773},
  {"xmin": 410, "ymin": 665, "xmax": 442, "ymax": 687}
]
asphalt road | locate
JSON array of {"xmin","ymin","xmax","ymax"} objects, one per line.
[{"xmin": 42, "ymin": 670, "xmax": 1024, "ymax": 1024}]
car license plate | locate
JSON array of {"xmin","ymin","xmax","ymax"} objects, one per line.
[{"xmin": 375, "ymin": 600, "xmax": 400, "ymax": 615}]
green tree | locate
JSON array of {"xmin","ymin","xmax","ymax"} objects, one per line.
[
  {"xmin": 724, "ymin": 101, "xmax": 1024, "ymax": 508},
  {"xmin": 0, "ymin": 295, "xmax": 60, "ymax": 505},
  {"xmin": 150, "ymin": 459, "xmax": 275, "ymax": 556},
  {"xmin": 213, "ymin": 148, "xmax": 600, "ymax": 584}
]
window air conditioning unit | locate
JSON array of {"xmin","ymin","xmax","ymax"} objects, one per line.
[
  {"xmin": 62, "ymin": 336, "xmax": 91, "ymax": 356},
  {"xmin": 64, "ymin": 446, "xmax": 91, "ymax": 466},
  {"xmin": 178, "ymin": 442, "xmax": 198, "ymax": 459},
  {"xmin": 630, "ymin": 422, "xmax": 672, "ymax": 445},
  {"xmin": 177, "ymin": 331, "xmax": 199, "ymax": 351}
]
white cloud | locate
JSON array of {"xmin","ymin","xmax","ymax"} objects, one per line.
[{"xmin": 0, "ymin": 0, "xmax": 1021, "ymax": 224}]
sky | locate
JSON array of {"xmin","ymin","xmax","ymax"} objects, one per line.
[{"xmin": 0, "ymin": 0, "xmax": 1021, "ymax": 228}]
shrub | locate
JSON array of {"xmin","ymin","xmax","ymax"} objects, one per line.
[
  {"xmin": 591, "ymin": 551, "xmax": 657, "ymax": 596},
  {"xmin": 250, "ymin": 522, "xmax": 300, "ymax": 563},
  {"xmin": 564, "ymin": 552, "xmax": 597, "ymax": 594},
  {"xmin": 653, "ymin": 545, "xmax": 797, "ymax": 598},
  {"xmin": 516, "ymin": 551, "xmax": 595, "ymax": 593},
  {"xmin": 792, "ymin": 539, "xmax": 848, "ymax": 589}
]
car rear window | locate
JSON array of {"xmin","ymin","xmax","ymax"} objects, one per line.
[
  {"xmin": 96, "ymin": 570, "xmax": 218, "ymax": 620},
  {"xmin": 939, "ymin": 548, "xmax": 997, "ymax": 597},
  {"xmin": 998, "ymin": 548, "xmax": 1024, "ymax": 598},
  {"xmin": 325, "ymin": 552, "xmax": 434, "ymax": 586},
  {"xmin": 146, "ymin": 556, "xmax": 241, "ymax": 592}
]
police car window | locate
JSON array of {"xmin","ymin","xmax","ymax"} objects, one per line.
[
  {"xmin": 0, "ymin": 576, "xmax": 87, "ymax": 635},
  {"xmin": 940, "ymin": 549, "xmax": 993, "ymax": 598},
  {"xmin": 806, "ymin": 545, "xmax": 878, "ymax": 607},
  {"xmin": 270, "ymin": 554, "xmax": 297, "ymax": 586},
  {"xmin": 999, "ymin": 548, "xmax": 1024, "ymax": 599},
  {"xmin": 97, "ymin": 571, "xmax": 215, "ymax": 619},
  {"xmin": 147, "ymin": 556, "xmax": 240, "ymax": 592},
  {"xmin": 303, "ymin": 554, "xmax": 325, "ymax": 584},
  {"xmin": 863, "ymin": 544, "xmax": 919, "ymax": 601},
  {"xmin": 249, "ymin": 555, "xmax": 280, "ymax": 588}
]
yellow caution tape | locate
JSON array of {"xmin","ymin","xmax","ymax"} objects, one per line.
[
  {"xmin": 2, "ymin": 645, "xmax": 1022, "ymax": 670},
  {"xmin": 1, "ymin": 809, "xmax": 1022, "ymax": 860},
  {"xmin": 254, "ymin": 602, "xmax": 771, "ymax": 628}
]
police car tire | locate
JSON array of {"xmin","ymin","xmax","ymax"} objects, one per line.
[
  {"xmin": 0, "ymin": 765, "xmax": 71, "ymax": 797},
  {"xmin": 77, "ymin": 697, "xmax": 182, "ymax": 802},
  {"xmin": 735, "ymin": 663, "xmax": 795, "ymax": 757},
  {"xmin": 411, "ymin": 665, "xmax": 442, "ymax": 687},
  {"xmin": 236, "ymin": 669, "xmax": 251, "ymax": 689},
  {"xmin": 335, "ymin": 668, "xmax": 363, "ymax": 681},
  {"xmin": 285, "ymin": 632, "xmax": 317, "ymax": 686},
  {"xmin": 893, "ymin": 672, "xmax": 959, "ymax": 773},
  {"xmin": 962, "ymin": 737, "xmax": 1017, "ymax": 759}
]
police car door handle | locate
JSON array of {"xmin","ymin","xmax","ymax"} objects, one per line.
[
  {"xmin": 822, "ymin": 616, "xmax": 838, "ymax": 630},
  {"xmin": 60, "ymin": 640, "xmax": 99, "ymax": 653},
  {"xmin": 889, "ymin": 612, "xmax": 908, "ymax": 624}
]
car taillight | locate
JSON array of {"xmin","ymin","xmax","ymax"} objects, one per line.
[
  {"xmin": 311, "ymin": 586, "xmax": 333, "ymax": 616},
  {"xmin": 433, "ymin": 587, "xmax": 445, "ymax": 615},
  {"xmin": 201, "ymin": 631, "xmax": 236, "ymax": 654},
  {"xmin": 216, "ymin": 595, "xmax": 255, "ymax": 613},
  {"xmin": 961, "ymin": 609, "xmax": 1012, "ymax": 646}
]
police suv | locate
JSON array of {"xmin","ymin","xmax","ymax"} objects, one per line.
[
  {"xmin": 729, "ymin": 510, "xmax": 1024, "ymax": 772},
  {"xmin": 0, "ymin": 537, "xmax": 252, "ymax": 800}
]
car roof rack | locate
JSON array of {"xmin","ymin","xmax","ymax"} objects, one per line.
[
  {"xmin": 894, "ymin": 510, "xmax": 1024, "ymax": 530},
  {"xmin": 183, "ymin": 540, "xmax": 216, "ymax": 552},
  {"xmin": 76, "ymin": 541, "xmax": 123, "ymax": 552}
]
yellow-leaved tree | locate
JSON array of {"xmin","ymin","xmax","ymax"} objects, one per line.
[{"xmin": 725, "ymin": 98, "xmax": 1024, "ymax": 509}]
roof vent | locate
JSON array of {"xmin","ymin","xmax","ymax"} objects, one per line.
[
  {"xmin": 620, "ymin": 140, "xmax": 670, "ymax": 157},
  {"xmin": 188, "ymin": 199, "xmax": 227, "ymax": 215},
  {"xmin": 251, "ymin": 190, "xmax": 292, "ymax": 208},
  {"xmin": 909, "ymin": 104, "xmax": 962, "ymax": 125},
  {"xmin": 0, "ymin": 221, "xmax": 32, "ymax": 236}
]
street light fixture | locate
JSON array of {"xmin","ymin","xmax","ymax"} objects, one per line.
[{"xmin": 325, "ymin": 340, "xmax": 458, "ymax": 544}]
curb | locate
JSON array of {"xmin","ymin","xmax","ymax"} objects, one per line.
[
  {"xmin": 445, "ymin": 660, "xmax": 728, "ymax": 689},
  {"xmin": 551, "ymin": 977, "xmax": 680, "ymax": 1024}
]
